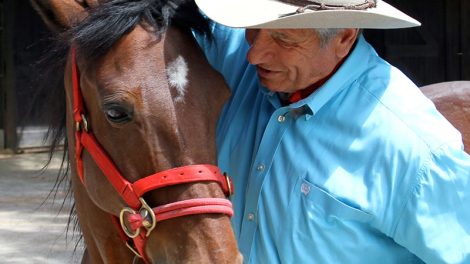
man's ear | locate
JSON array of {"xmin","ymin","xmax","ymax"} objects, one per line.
[
  {"xmin": 334, "ymin": 28, "xmax": 360, "ymax": 59},
  {"xmin": 30, "ymin": 0, "xmax": 98, "ymax": 32}
]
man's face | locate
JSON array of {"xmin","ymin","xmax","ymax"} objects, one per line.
[{"xmin": 245, "ymin": 28, "xmax": 340, "ymax": 93}]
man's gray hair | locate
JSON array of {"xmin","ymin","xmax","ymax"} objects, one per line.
[
  {"xmin": 314, "ymin": 28, "xmax": 362, "ymax": 48},
  {"xmin": 314, "ymin": 28, "xmax": 343, "ymax": 47}
]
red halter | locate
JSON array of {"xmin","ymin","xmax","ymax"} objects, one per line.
[{"xmin": 70, "ymin": 47, "xmax": 234, "ymax": 262}]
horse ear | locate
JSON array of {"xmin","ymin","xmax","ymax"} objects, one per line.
[{"xmin": 30, "ymin": 0, "xmax": 98, "ymax": 32}]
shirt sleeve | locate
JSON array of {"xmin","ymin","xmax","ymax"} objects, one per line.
[
  {"xmin": 393, "ymin": 145, "xmax": 470, "ymax": 263},
  {"xmin": 193, "ymin": 21, "xmax": 251, "ymax": 93}
]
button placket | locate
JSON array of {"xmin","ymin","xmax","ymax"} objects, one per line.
[
  {"xmin": 247, "ymin": 213, "xmax": 255, "ymax": 221},
  {"xmin": 238, "ymin": 108, "xmax": 291, "ymax": 260}
]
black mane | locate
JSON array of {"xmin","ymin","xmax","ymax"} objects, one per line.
[{"xmin": 71, "ymin": 0, "xmax": 211, "ymax": 61}]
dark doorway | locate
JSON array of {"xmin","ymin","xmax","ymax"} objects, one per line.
[
  {"xmin": 364, "ymin": 0, "xmax": 469, "ymax": 86},
  {"xmin": 1, "ymin": 1, "xmax": 53, "ymax": 150}
]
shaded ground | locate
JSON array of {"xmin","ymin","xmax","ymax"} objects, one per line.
[{"xmin": 0, "ymin": 151, "xmax": 84, "ymax": 264}]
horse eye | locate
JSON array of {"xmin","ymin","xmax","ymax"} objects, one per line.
[{"xmin": 103, "ymin": 103, "xmax": 133, "ymax": 124}]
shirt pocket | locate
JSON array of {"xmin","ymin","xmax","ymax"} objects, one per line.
[
  {"xmin": 281, "ymin": 176, "xmax": 426, "ymax": 264},
  {"xmin": 290, "ymin": 176, "xmax": 374, "ymax": 225},
  {"xmin": 279, "ymin": 176, "xmax": 376, "ymax": 263}
]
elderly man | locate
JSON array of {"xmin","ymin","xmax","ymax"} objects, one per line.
[{"xmin": 193, "ymin": 0, "xmax": 470, "ymax": 263}]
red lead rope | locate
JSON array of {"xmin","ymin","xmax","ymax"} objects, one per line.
[
  {"xmin": 128, "ymin": 198, "xmax": 234, "ymax": 231},
  {"xmin": 70, "ymin": 47, "xmax": 234, "ymax": 263}
]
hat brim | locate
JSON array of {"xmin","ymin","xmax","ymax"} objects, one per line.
[{"xmin": 195, "ymin": 0, "xmax": 421, "ymax": 29}]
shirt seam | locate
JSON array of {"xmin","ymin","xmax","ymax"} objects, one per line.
[
  {"xmin": 390, "ymin": 142, "xmax": 461, "ymax": 254},
  {"xmin": 356, "ymin": 82, "xmax": 434, "ymax": 149},
  {"xmin": 355, "ymin": 82, "xmax": 459, "ymax": 237},
  {"xmin": 390, "ymin": 147, "xmax": 432, "ymax": 237},
  {"xmin": 357, "ymin": 81, "xmax": 459, "ymax": 152}
]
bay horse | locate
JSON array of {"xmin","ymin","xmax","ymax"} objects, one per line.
[
  {"xmin": 30, "ymin": 0, "xmax": 242, "ymax": 263},
  {"xmin": 421, "ymin": 81, "xmax": 470, "ymax": 154}
]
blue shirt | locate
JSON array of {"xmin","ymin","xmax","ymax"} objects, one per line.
[{"xmin": 195, "ymin": 24, "xmax": 470, "ymax": 263}]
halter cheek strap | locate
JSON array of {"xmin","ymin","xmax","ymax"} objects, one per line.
[{"xmin": 71, "ymin": 47, "xmax": 234, "ymax": 263}]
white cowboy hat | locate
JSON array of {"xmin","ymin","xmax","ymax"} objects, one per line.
[{"xmin": 195, "ymin": 0, "xmax": 421, "ymax": 29}]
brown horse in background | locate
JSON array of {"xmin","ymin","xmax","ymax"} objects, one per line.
[
  {"xmin": 30, "ymin": 0, "xmax": 241, "ymax": 263},
  {"xmin": 421, "ymin": 81, "xmax": 470, "ymax": 153}
]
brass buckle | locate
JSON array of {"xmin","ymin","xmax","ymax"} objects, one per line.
[
  {"xmin": 75, "ymin": 114, "xmax": 89, "ymax": 132},
  {"xmin": 119, "ymin": 207, "xmax": 140, "ymax": 238},
  {"xmin": 119, "ymin": 198, "xmax": 157, "ymax": 239},
  {"xmin": 81, "ymin": 114, "xmax": 89, "ymax": 132},
  {"xmin": 224, "ymin": 173, "xmax": 233, "ymax": 196},
  {"xmin": 139, "ymin": 197, "xmax": 157, "ymax": 237}
]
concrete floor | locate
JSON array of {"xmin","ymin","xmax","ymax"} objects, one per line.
[{"xmin": 0, "ymin": 151, "xmax": 83, "ymax": 264}]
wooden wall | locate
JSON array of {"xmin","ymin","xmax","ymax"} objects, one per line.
[
  {"xmin": 0, "ymin": 1, "xmax": 51, "ymax": 150},
  {"xmin": 364, "ymin": 0, "xmax": 469, "ymax": 86}
]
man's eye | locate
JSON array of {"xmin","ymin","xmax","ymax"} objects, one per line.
[{"xmin": 276, "ymin": 39, "xmax": 297, "ymax": 48}]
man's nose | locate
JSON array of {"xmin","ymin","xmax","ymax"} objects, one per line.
[{"xmin": 246, "ymin": 30, "xmax": 274, "ymax": 65}]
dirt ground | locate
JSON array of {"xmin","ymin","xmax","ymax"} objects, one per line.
[{"xmin": 0, "ymin": 151, "xmax": 84, "ymax": 264}]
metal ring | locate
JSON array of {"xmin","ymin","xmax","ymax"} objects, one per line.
[
  {"xmin": 80, "ymin": 114, "xmax": 89, "ymax": 132},
  {"xmin": 139, "ymin": 198, "xmax": 157, "ymax": 237},
  {"xmin": 75, "ymin": 121, "xmax": 81, "ymax": 131},
  {"xmin": 119, "ymin": 207, "xmax": 141, "ymax": 238},
  {"xmin": 225, "ymin": 173, "xmax": 233, "ymax": 196},
  {"xmin": 126, "ymin": 242, "xmax": 143, "ymax": 259}
]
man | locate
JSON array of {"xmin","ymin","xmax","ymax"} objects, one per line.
[{"xmin": 193, "ymin": 0, "xmax": 470, "ymax": 263}]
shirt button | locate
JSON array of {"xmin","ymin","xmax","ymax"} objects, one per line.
[
  {"xmin": 277, "ymin": 115, "xmax": 286, "ymax": 123},
  {"xmin": 256, "ymin": 164, "xmax": 265, "ymax": 171},
  {"xmin": 247, "ymin": 213, "xmax": 255, "ymax": 221},
  {"xmin": 301, "ymin": 183, "xmax": 311, "ymax": 195}
]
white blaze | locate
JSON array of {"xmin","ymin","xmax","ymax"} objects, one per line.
[{"xmin": 166, "ymin": 55, "xmax": 188, "ymax": 103}]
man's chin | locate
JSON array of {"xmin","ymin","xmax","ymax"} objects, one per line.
[
  {"xmin": 261, "ymin": 81, "xmax": 293, "ymax": 93},
  {"xmin": 259, "ymin": 79, "xmax": 283, "ymax": 92}
]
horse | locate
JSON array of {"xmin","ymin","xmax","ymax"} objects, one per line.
[
  {"xmin": 29, "ymin": 0, "xmax": 242, "ymax": 263},
  {"xmin": 28, "ymin": 0, "xmax": 468, "ymax": 262},
  {"xmin": 421, "ymin": 81, "xmax": 470, "ymax": 153}
]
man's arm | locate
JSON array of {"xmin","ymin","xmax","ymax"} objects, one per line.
[{"xmin": 394, "ymin": 145, "xmax": 470, "ymax": 263}]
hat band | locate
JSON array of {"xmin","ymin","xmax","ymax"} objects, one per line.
[{"xmin": 279, "ymin": 0, "xmax": 376, "ymax": 17}]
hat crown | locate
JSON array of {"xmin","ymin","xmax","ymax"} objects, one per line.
[
  {"xmin": 292, "ymin": 0, "xmax": 373, "ymax": 5},
  {"xmin": 195, "ymin": 0, "xmax": 421, "ymax": 29},
  {"xmin": 281, "ymin": 0, "xmax": 377, "ymax": 11}
]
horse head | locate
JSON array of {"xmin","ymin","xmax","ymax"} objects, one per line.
[{"xmin": 31, "ymin": 0, "xmax": 242, "ymax": 263}]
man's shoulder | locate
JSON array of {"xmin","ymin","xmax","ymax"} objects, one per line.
[
  {"xmin": 195, "ymin": 22, "xmax": 246, "ymax": 47},
  {"xmin": 353, "ymin": 66, "xmax": 463, "ymax": 153}
]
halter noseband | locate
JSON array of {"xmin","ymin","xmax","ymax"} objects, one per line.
[{"xmin": 71, "ymin": 47, "xmax": 234, "ymax": 263}]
